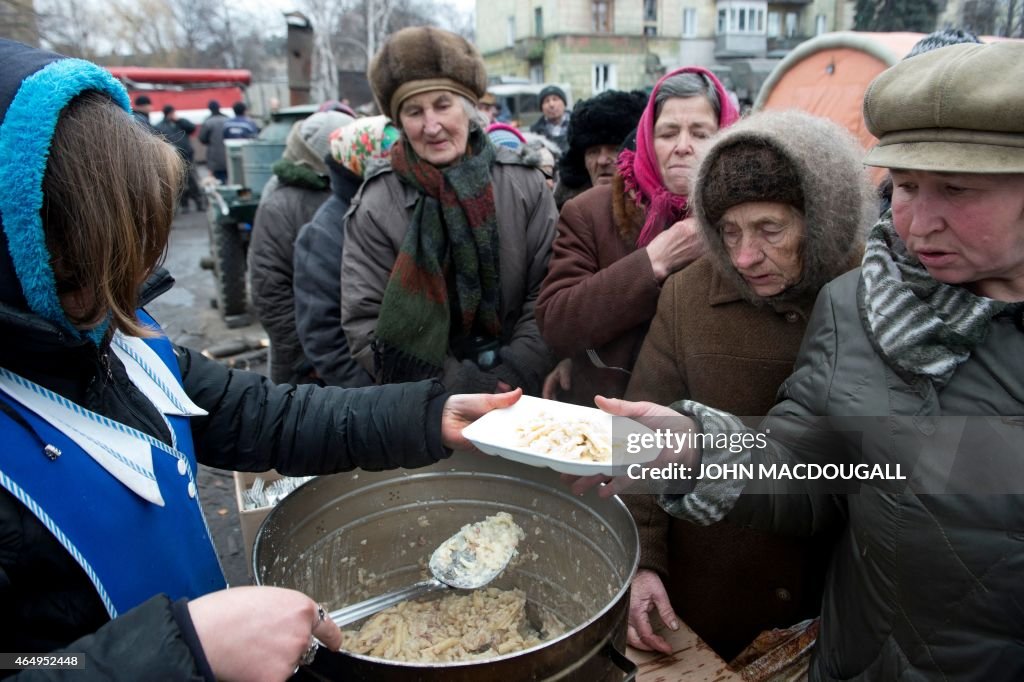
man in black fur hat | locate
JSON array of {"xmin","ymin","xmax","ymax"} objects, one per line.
[{"xmin": 553, "ymin": 89, "xmax": 647, "ymax": 208}]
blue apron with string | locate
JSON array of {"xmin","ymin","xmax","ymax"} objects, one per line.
[{"xmin": 0, "ymin": 310, "xmax": 226, "ymax": 618}]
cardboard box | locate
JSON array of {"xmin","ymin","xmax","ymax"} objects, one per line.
[{"xmin": 233, "ymin": 470, "xmax": 284, "ymax": 575}]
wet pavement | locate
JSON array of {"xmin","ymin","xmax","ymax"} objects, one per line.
[{"xmin": 146, "ymin": 205, "xmax": 267, "ymax": 587}]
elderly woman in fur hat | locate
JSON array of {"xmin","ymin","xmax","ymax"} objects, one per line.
[
  {"xmin": 623, "ymin": 110, "xmax": 874, "ymax": 663},
  {"xmin": 341, "ymin": 27, "xmax": 557, "ymax": 394},
  {"xmin": 573, "ymin": 42, "xmax": 1024, "ymax": 681},
  {"xmin": 536, "ymin": 67, "xmax": 739, "ymax": 406}
]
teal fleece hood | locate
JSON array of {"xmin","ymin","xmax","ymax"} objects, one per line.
[{"xmin": 0, "ymin": 39, "xmax": 131, "ymax": 343}]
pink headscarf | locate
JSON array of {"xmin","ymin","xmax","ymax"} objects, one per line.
[{"xmin": 618, "ymin": 66, "xmax": 740, "ymax": 248}]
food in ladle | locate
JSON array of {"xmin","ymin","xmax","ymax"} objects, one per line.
[{"xmin": 429, "ymin": 512, "xmax": 525, "ymax": 588}]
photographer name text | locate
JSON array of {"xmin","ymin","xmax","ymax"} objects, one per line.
[{"xmin": 626, "ymin": 462, "xmax": 907, "ymax": 481}]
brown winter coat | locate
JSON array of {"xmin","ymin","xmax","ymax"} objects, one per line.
[
  {"xmin": 625, "ymin": 259, "xmax": 833, "ymax": 660},
  {"xmin": 625, "ymin": 110, "xmax": 875, "ymax": 661},
  {"xmin": 535, "ymin": 175, "xmax": 656, "ymax": 405},
  {"xmin": 340, "ymin": 147, "xmax": 557, "ymax": 395}
]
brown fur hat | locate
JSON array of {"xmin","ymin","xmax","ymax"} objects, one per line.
[
  {"xmin": 699, "ymin": 143, "xmax": 804, "ymax": 226},
  {"xmin": 368, "ymin": 27, "xmax": 487, "ymax": 122}
]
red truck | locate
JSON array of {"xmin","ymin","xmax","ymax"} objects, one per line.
[{"xmin": 106, "ymin": 66, "xmax": 252, "ymax": 133}]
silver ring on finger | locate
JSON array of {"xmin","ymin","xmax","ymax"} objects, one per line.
[{"xmin": 299, "ymin": 638, "xmax": 319, "ymax": 667}]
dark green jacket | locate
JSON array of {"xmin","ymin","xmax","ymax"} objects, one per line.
[{"xmin": 669, "ymin": 269, "xmax": 1024, "ymax": 680}]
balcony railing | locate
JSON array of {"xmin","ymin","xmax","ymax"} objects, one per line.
[
  {"xmin": 715, "ymin": 33, "xmax": 767, "ymax": 56},
  {"xmin": 514, "ymin": 37, "xmax": 544, "ymax": 61},
  {"xmin": 766, "ymin": 34, "xmax": 810, "ymax": 53}
]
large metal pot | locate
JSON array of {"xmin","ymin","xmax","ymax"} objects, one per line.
[{"xmin": 254, "ymin": 452, "xmax": 638, "ymax": 681}]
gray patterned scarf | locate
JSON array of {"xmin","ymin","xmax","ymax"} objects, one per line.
[{"xmin": 859, "ymin": 213, "xmax": 1007, "ymax": 388}]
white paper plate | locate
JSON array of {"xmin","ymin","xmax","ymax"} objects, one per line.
[{"xmin": 461, "ymin": 395, "xmax": 660, "ymax": 476}]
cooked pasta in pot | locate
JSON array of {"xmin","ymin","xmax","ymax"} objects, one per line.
[{"xmin": 340, "ymin": 587, "xmax": 566, "ymax": 662}]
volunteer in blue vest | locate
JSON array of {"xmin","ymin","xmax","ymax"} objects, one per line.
[{"xmin": 0, "ymin": 39, "xmax": 518, "ymax": 681}]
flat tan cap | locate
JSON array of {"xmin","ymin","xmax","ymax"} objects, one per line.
[{"xmin": 863, "ymin": 41, "xmax": 1024, "ymax": 173}]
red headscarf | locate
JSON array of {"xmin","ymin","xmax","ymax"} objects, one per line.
[{"xmin": 618, "ymin": 66, "xmax": 740, "ymax": 248}]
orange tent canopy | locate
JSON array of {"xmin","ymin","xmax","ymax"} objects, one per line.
[
  {"xmin": 754, "ymin": 32, "xmax": 1020, "ymax": 181},
  {"xmin": 755, "ymin": 32, "xmax": 925, "ymax": 157}
]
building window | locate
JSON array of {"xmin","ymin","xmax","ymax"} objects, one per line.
[
  {"xmin": 682, "ymin": 7, "xmax": 697, "ymax": 36},
  {"xmin": 507, "ymin": 16, "xmax": 515, "ymax": 47},
  {"xmin": 530, "ymin": 64, "xmax": 544, "ymax": 83},
  {"xmin": 644, "ymin": 0, "xmax": 657, "ymax": 22},
  {"xmin": 535, "ymin": 7, "xmax": 544, "ymax": 36},
  {"xmin": 785, "ymin": 11, "xmax": 798, "ymax": 36},
  {"xmin": 767, "ymin": 10, "xmax": 780, "ymax": 37},
  {"xmin": 593, "ymin": 63, "xmax": 617, "ymax": 92},
  {"xmin": 593, "ymin": 0, "xmax": 613, "ymax": 32},
  {"xmin": 716, "ymin": 2, "xmax": 767, "ymax": 34},
  {"xmin": 815, "ymin": 13, "xmax": 826, "ymax": 35},
  {"xmin": 644, "ymin": 25, "xmax": 657, "ymax": 35}
]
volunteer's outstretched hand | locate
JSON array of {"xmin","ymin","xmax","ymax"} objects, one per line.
[{"xmin": 441, "ymin": 388, "xmax": 523, "ymax": 450}]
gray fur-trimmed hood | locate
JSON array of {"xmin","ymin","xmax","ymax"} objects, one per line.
[{"xmin": 693, "ymin": 109, "xmax": 875, "ymax": 306}]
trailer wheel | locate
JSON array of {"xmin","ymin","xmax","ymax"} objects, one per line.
[{"xmin": 210, "ymin": 218, "xmax": 249, "ymax": 318}]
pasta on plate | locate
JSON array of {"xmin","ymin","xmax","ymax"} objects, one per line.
[{"xmin": 515, "ymin": 412, "xmax": 611, "ymax": 462}]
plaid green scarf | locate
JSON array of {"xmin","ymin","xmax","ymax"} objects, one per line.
[{"xmin": 373, "ymin": 128, "xmax": 502, "ymax": 382}]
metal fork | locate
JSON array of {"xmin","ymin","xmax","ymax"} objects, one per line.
[
  {"xmin": 244, "ymin": 477, "xmax": 266, "ymax": 509},
  {"xmin": 585, "ymin": 349, "xmax": 632, "ymax": 375}
]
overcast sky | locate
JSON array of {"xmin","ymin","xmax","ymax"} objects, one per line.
[{"xmin": 257, "ymin": 0, "xmax": 476, "ymax": 29}]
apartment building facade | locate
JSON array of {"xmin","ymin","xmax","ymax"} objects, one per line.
[{"xmin": 477, "ymin": 0, "xmax": 854, "ymax": 102}]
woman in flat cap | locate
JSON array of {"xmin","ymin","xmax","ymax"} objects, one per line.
[
  {"xmin": 574, "ymin": 41, "xmax": 1024, "ymax": 680},
  {"xmin": 341, "ymin": 27, "xmax": 557, "ymax": 395}
]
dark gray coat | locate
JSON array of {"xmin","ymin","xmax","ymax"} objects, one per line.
[
  {"xmin": 670, "ymin": 270, "xmax": 1024, "ymax": 680},
  {"xmin": 249, "ymin": 175, "xmax": 330, "ymax": 384},
  {"xmin": 293, "ymin": 160, "xmax": 374, "ymax": 387},
  {"xmin": 197, "ymin": 113, "xmax": 226, "ymax": 173}
]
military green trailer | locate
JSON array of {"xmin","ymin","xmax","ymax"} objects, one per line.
[{"xmin": 203, "ymin": 104, "xmax": 318, "ymax": 326}]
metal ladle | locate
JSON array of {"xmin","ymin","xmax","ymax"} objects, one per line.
[{"xmin": 328, "ymin": 515, "xmax": 520, "ymax": 628}]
